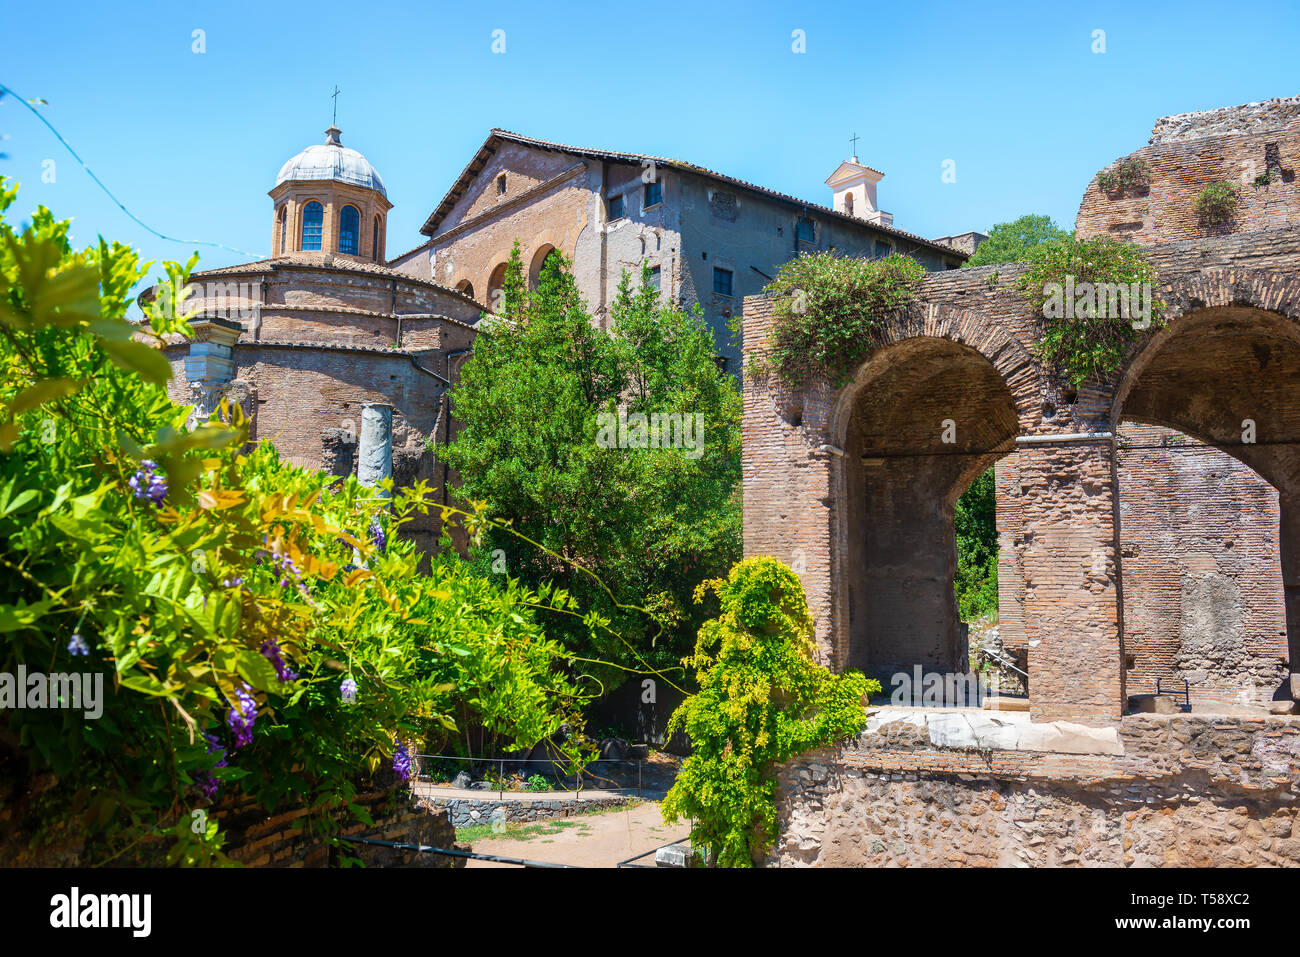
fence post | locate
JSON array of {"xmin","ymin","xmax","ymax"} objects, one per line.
[
  {"xmin": 638, "ymin": 760, "xmax": 642, "ymax": 799},
  {"xmin": 499, "ymin": 758, "xmax": 504, "ymax": 801}
]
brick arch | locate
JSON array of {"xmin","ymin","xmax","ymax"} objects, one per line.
[
  {"xmin": 1110, "ymin": 268, "xmax": 1300, "ymax": 425},
  {"xmin": 1108, "ymin": 269, "xmax": 1300, "ymax": 692},
  {"xmin": 823, "ymin": 309, "xmax": 1030, "ymax": 679},
  {"xmin": 828, "ymin": 305, "xmax": 1040, "ymax": 448}
]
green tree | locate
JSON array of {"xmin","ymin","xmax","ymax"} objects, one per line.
[
  {"xmin": 953, "ymin": 467, "xmax": 998, "ymax": 621},
  {"xmin": 964, "ymin": 214, "xmax": 1071, "ymax": 267},
  {"xmin": 442, "ymin": 244, "xmax": 742, "ymax": 683},
  {"xmin": 661, "ymin": 557, "xmax": 875, "ymax": 867}
]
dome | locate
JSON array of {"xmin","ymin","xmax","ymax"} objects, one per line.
[{"xmin": 274, "ymin": 126, "xmax": 386, "ymax": 198}]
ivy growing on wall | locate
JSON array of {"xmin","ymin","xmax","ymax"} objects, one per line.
[
  {"xmin": 1017, "ymin": 235, "xmax": 1166, "ymax": 386},
  {"xmin": 760, "ymin": 251, "xmax": 927, "ymax": 387},
  {"xmin": 660, "ymin": 557, "xmax": 877, "ymax": 867},
  {"xmin": 1096, "ymin": 157, "xmax": 1151, "ymax": 197}
]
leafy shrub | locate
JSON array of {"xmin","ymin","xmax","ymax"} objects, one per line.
[
  {"xmin": 1195, "ymin": 181, "xmax": 1239, "ymax": 225},
  {"xmin": 660, "ymin": 557, "xmax": 877, "ymax": 867},
  {"xmin": 0, "ymin": 179, "xmax": 590, "ymax": 864},
  {"xmin": 1017, "ymin": 234, "xmax": 1165, "ymax": 385},
  {"xmin": 526, "ymin": 773, "xmax": 549, "ymax": 792},
  {"xmin": 1096, "ymin": 157, "xmax": 1150, "ymax": 197},
  {"xmin": 761, "ymin": 251, "xmax": 926, "ymax": 387}
]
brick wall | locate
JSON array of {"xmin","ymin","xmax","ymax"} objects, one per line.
[
  {"xmin": 0, "ymin": 773, "xmax": 460, "ymax": 868},
  {"xmin": 1075, "ymin": 96, "xmax": 1300, "ymax": 245}
]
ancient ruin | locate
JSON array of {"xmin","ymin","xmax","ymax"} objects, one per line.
[{"xmin": 741, "ymin": 96, "xmax": 1300, "ymax": 866}]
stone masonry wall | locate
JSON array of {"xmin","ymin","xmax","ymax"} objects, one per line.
[{"xmin": 773, "ymin": 713, "xmax": 1300, "ymax": 867}]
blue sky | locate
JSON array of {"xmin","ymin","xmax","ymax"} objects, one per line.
[{"xmin": 2, "ymin": 0, "xmax": 1297, "ymax": 291}]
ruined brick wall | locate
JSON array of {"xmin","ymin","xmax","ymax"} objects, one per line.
[
  {"xmin": 0, "ymin": 773, "xmax": 459, "ymax": 868},
  {"xmin": 743, "ymin": 227, "xmax": 1300, "ymax": 725},
  {"xmin": 773, "ymin": 714, "xmax": 1300, "ymax": 867},
  {"xmin": 216, "ymin": 781, "xmax": 460, "ymax": 868},
  {"xmin": 1116, "ymin": 423, "xmax": 1288, "ymax": 705},
  {"xmin": 1076, "ymin": 96, "xmax": 1300, "ymax": 245}
]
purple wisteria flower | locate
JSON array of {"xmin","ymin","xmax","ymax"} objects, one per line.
[
  {"xmin": 128, "ymin": 459, "xmax": 167, "ymax": 506},
  {"xmin": 340, "ymin": 677, "xmax": 357, "ymax": 704},
  {"xmin": 197, "ymin": 773, "xmax": 220, "ymax": 800},
  {"xmin": 271, "ymin": 547, "xmax": 300, "ymax": 587},
  {"xmin": 223, "ymin": 577, "xmax": 244, "ymax": 588},
  {"xmin": 225, "ymin": 684, "xmax": 258, "ymax": 749},
  {"xmin": 393, "ymin": 742, "xmax": 410, "ymax": 781},
  {"xmin": 260, "ymin": 639, "xmax": 299, "ymax": 682},
  {"xmin": 67, "ymin": 633, "xmax": 89, "ymax": 657},
  {"xmin": 197, "ymin": 731, "xmax": 228, "ymax": 800},
  {"xmin": 369, "ymin": 516, "xmax": 386, "ymax": 553},
  {"xmin": 204, "ymin": 731, "xmax": 228, "ymax": 768}
]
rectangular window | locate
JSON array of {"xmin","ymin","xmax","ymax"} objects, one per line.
[
  {"xmin": 497, "ymin": 174, "xmax": 507, "ymax": 194},
  {"xmin": 874, "ymin": 240, "xmax": 893, "ymax": 258},
  {"xmin": 795, "ymin": 216, "xmax": 815, "ymax": 243},
  {"xmin": 644, "ymin": 181, "xmax": 662, "ymax": 208},
  {"xmin": 608, "ymin": 194, "xmax": 624, "ymax": 220},
  {"xmin": 713, "ymin": 267, "xmax": 733, "ymax": 297},
  {"xmin": 649, "ymin": 265, "xmax": 661, "ymax": 290}
]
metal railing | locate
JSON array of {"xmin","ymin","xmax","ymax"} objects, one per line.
[
  {"xmin": 616, "ymin": 836, "xmax": 691, "ymax": 869},
  {"xmin": 338, "ymin": 834, "xmax": 579, "ymax": 868},
  {"xmin": 413, "ymin": 753, "xmax": 647, "ymax": 800},
  {"xmin": 976, "ymin": 645, "xmax": 1029, "ymax": 680}
]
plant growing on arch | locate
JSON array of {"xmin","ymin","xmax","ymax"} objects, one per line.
[
  {"xmin": 660, "ymin": 557, "xmax": 876, "ymax": 867},
  {"xmin": 761, "ymin": 250, "xmax": 926, "ymax": 387},
  {"xmin": 1017, "ymin": 234, "xmax": 1165, "ymax": 386}
]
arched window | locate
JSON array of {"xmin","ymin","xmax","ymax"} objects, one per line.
[
  {"xmin": 277, "ymin": 205, "xmax": 286, "ymax": 254},
  {"xmin": 455, "ymin": 279, "xmax": 475, "ymax": 300},
  {"xmin": 372, "ymin": 215, "xmax": 381, "ymax": 261},
  {"xmin": 844, "ymin": 192, "xmax": 855, "ymax": 216},
  {"xmin": 338, "ymin": 205, "xmax": 360, "ymax": 255},
  {"xmin": 301, "ymin": 201, "xmax": 323, "ymax": 251}
]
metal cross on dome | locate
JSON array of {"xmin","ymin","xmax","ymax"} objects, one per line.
[{"xmin": 331, "ymin": 85, "xmax": 342, "ymax": 126}]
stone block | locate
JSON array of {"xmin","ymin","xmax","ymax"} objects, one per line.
[{"xmin": 1128, "ymin": 694, "xmax": 1178, "ymax": 714}]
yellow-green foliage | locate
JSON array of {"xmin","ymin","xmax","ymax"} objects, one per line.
[{"xmin": 661, "ymin": 557, "xmax": 877, "ymax": 866}]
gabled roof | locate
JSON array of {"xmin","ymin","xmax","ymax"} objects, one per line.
[
  {"xmin": 418, "ymin": 129, "xmax": 968, "ymax": 260},
  {"xmin": 825, "ymin": 158, "xmax": 885, "ymax": 187}
]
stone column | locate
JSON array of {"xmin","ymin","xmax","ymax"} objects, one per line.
[
  {"xmin": 1018, "ymin": 437, "xmax": 1125, "ymax": 725},
  {"xmin": 357, "ymin": 403, "xmax": 393, "ymax": 496},
  {"xmin": 1281, "ymin": 496, "xmax": 1300, "ymax": 699},
  {"xmin": 184, "ymin": 317, "xmax": 242, "ymax": 427}
]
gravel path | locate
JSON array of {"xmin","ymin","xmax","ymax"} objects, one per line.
[{"xmin": 463, "ymin": 800, "xmax": 689, "ymax": 868}]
